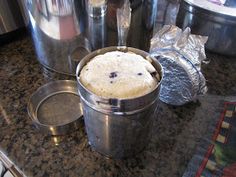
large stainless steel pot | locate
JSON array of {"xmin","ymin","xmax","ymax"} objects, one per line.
[
  {"xmin": 176, "ymin": 0, "xmax": 236, "ymax": 56},
  {"xmin": 76, "ymin": 46, "xmax": 163, "ymax": 158},
  {"xmin": 0, "ymin": 0, "xmax": 28, "ymax": 35},
  {"xmin": 26, "ymin": 0, "xmax": 89, "ymax": 76}
]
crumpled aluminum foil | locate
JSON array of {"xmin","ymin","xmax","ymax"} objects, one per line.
[{"xmin": 150, "ymin": 25, "xmax": 208, "ymax": 105}]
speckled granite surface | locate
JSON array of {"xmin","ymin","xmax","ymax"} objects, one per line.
[{"xmin": 0, "ymin": 35, "xmax": 235, "ymax": 177}]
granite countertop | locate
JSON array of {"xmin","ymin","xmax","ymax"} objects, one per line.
[
  {"xmin": 1, "ymin": 2, "xmax": 236, "ymax": 177},
  {"xmin": 0, "ymin": 35, "xmax": 236, "ymax": 177}
]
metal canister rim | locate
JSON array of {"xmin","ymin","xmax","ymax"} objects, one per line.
[{"xmin": 76, "ymin": 46, "xmax": 163, "ymax": 114}]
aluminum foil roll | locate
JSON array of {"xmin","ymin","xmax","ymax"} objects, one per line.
[{"xmin": 150, "ymin": 25, "xmax": 208, "ymax": 105}]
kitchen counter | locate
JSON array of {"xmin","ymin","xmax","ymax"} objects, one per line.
[
  {"xmin": 1, "ymin": 3, "xmax": 236, "ymax": 177},
  {"xmin": 1, "ymin": 35, "xmax": 236, "ymax": 177}
]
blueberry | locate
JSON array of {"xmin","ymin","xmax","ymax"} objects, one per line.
[
  {"xmin": 110, "ymin": 81, "xmax": 113, "ymax": 84},
  {"xmin": 109, "ymin": 72, "xmax": 118, "ymax": 78},
  {"xmin": 137, "ymin": 73, "xmax": 143, "ymax": 76}
]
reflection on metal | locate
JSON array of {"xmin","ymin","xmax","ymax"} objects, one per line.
[
  {"xmin": 142, "ymin": 0, "xmax": 158, "ymax": 30},
  {"xmin": 87, "ymin": 0, "xmax": 108, "ymax": 18},
  {"xmin": 53, "ymin": 137, "xmax": 59, "ymax": 146},
  {"xmin": 26, "ymin": 0, "xmax": 88, "ymax": 75},
  {"xmin": 87, "ymin": 14, "xmax": 107, "ymax": 50},
  {"xmin": 27, "ymin": 0, "xmax": 79, "ymax": 40},
  {"xmin": 177, "ymin": 0, "xmax": 236, "ymax": 56},
  {"xmin": 116, "ymin": 0, "xmax": 131, "ymax": 46},
  {"xmin": 0, "ymin": 0, "xmax": 28, "ymax": 35},
  {"xmin": 49, "ymin": 126, "xmax": 56, "ymax": 135},
  {"xmin": 76, "ymin": 46, "xmax": 163, "ymax": 158},
  {"xmin": 104, "ymin": 115, "xmax": 109, "ymax": 151},
  {"xmin": 153, "ymin": 0, "xmax": 180, "ymax": 34},
  {"xmin": 0, "ymin": 151, "xmax": 25, "ymax": 177},
  {"xmin": 79, "ymin": 103, "xmax": 83, "ymax": 115}
]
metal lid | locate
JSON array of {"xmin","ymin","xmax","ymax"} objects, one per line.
[
  {"xmin": 184, "ymin": 0, "xmax": 236, "ymax": 18},
  {"xmin": 27, "ymin": 80, "xmax": 83, "ymax": 135}
]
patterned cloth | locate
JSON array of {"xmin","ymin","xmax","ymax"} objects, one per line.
[{"xmin": 183, "ymin": 98, "xmax": 236, "ymax": 177}]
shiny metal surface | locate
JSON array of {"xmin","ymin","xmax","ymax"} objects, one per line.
[
  {"xmin": 177, "ymin": 0, "xmax": 236, "ymax": 56},
  {"xmin": 150, "ymin": 25, "xmax": 208, "ymax": 105},
  {"xmin": 116, "ymin": 0, "xmax": 131, "ymax": 46},
  {"xmin": 88, "ymin": 14, "xmax": 107, "ymax": 50},
  {"xmin": 87, "ymin": 0, "xmax": 108, "ymax": 18},
  {"xmin": 184, "ymin": 0, "xmax": 236, "ymax": 17},
  {"xmin": 142, "ymin": 0, "xmax": 158, "ymax": 30},
  {"xmin": 0, "ymin": 0, "xmax": 27, "ymax": 34},
  {"xmin": 0, "ymin": 152, "xmax": 24, "ymax": 177},
  {"xmin": 26, "ymin": 0, "xmax": 90, "ymax": 75},
  {"xmin": 0, "ymin": 161, "xmax": 5, "ymax": 177},
  {"xmin": 224, "ymin": 0, "xmax": 236, "ymax": 7},
  {"xmin": 27, "ymin": 80, "xmax": 83, "ymax": 135},
  {"xmin": 76, "ymin": 46, "xmax": 163, "ymax": 158}
]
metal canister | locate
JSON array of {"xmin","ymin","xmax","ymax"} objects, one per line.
[
  {"xmin": 76, "ymin": 46, "xmax": 163, "ymax": 158},
  {"xmin": 26, "ymin": 0, "xmax": 90, "ymax": 76},
  {"xmin": 177, "ymin": 0, "xmax": 236, "ymax": 56},
  {"xmin": 142, "ymin": 0, "xmax": 158, "ymax": 30}
]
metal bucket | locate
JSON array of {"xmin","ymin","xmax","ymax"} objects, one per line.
[
  {"xmin": 177, "ymin": 0, "xmax": 236, "ymax": 56},
  {"xmin": 26, "ymin": 0, "xmax": 90, "ymax": 76},
  {"xmin": 76, "ymin": 46, "xmax": 163, "ymax": 158}
]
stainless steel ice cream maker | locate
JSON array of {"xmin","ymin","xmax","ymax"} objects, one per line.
[{"xmin": 76, "ymin": 46, "xmax": 163, "ymax": 158}]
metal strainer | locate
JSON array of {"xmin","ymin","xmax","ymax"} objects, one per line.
[{"xmin": 27, "ymin": 80, "xmax": 83, "ymax": 135}]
